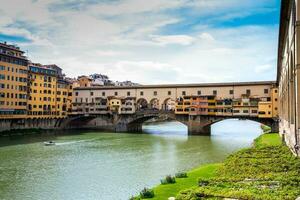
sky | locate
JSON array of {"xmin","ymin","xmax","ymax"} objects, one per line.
[{"xmin": 0, "ymin": 0, "xmax": 280, "ymax": 84}]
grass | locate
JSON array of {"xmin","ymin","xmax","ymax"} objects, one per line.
[
  {"xmin": 254, "ymin": 132, "xmax": 282, "ymax": 147},
  {"xmin": 151, "ymin": 164, "xmax": 220, "ymax": 200},
  {"xmin": 132, "ymin": 164, "xmax": 220, "ymax": 200},
  {"xmin": 260, "ymin": 124, "xmax": 271, "ymax": 133},
  {"xmin": 177, "ymin": 133, "xmax": 300, "ymax": 200}
]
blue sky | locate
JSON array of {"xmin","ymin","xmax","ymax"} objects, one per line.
[{"xmin": 0, "ymin": 0, "xmax": 280, "ymax": 84}]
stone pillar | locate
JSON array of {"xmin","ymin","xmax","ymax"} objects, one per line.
[
  {"xmin": 271, "ymin": 120, "xmax": 279, "ymax": 133},
  {"xmin": 187, "ymin": 115, "xmax": 212, "ymax": 135},
  {"xmin": 188, "ymin": 123, "xmax": 211, "ymax": 135}
]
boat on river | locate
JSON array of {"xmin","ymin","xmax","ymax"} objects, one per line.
[{"xmin": 44, "ymin": 141, "xmax": 56, "ymax": 146}]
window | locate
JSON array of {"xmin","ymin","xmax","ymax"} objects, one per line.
[
  {"xmin": 114, "ymin": 92, "xmax": 118, "ymax": 96},
  {"xmin": 229, "ymin": 90, "xmax": 234, "ymax": 95},
  {"xmin": 251, "ymin": 110, "xmax": 258, "ymax": 113},
  {"xmin": 168, "ymin": 91, "xmax": 171, "ymax": 95},
  {"xmin": 154, "ymin": 91, "xmax": 157, "ymax": 96},
  {"xmin": 75, "ymin": 92, "xmax": 78, "ymax": 96},
  {"xmin": 127, "ymin": 91, "xmax": 130, "ymax": 96},
  {"xmin": 264, "ymin": 89, "xmax": 268, "ymax": 94},
  {"xmin": 274, "ymin": 89, "xmax": 278, "ymax": 93},
  {"xmin": 102, "ymin": 92, "xmax": 105, "ymax": 96},
  {"xmin": 0, "ymin": 74, "xmax": 5, "ymax": 80},
  {"xmin": 197, "ymin": 90, "xmax": 201, "ymax": 95},
  {"xmin": 243, "ymin": 110, "xmax": 249, "ymax": 113},
  {"xmin": 182, "ymin": 91, "xmax": 186, "ymax": 96},
  {"xmin": 246, "ymin": 89, "xmax": 251, "ymax": 95},
  {"xmin": 275, "ymin": 98, "xmax": 278, "ymax": 101},
  {"xmin": 213, "ymin": 90, "xmax": 217, "ymax": 95},
  {"xmin": 90, "ymin": 92, "xmax": 94, "ymax": 96},
  {"xmin": 0, "ymin": 66, "xmax": 5, "ymax": 70},
  {"xmin": 140, "ymin": 91, "xmax": 144, "ymax": 96}
]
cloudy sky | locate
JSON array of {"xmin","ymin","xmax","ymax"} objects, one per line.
[{"xmin": 0, "ymin": 0, "xmax": 280, "ymax": 84}]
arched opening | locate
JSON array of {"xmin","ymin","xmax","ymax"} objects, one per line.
[
  {"xmin": 136, "ymin": 98, "xmax": 148, "ymax": 110},
  {"xmin": 149, "ymin": 98, "xmax": 160, "ymax": 110},
  {"xmin": 209, "ymin": 119, "xmax": 264, "ymax": 147},
  {"xmin": 162, "ymin": 98, "xmax": 176, "ymax": 111},
  {"xmin": 142, "ymin": 116, "xmax": 188, "ymax": 135}
]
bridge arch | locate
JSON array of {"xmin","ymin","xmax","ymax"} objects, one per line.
[
  {"xmin": 162, "ymin": 98, "xmax": 176, "ymax": 111},
  {"xmin": 149, "ymin": 98, "xmax": 160, "ymax": 110},
  {"xmin": 198, "ymin": 116, "xmax": 277, "ymax": 135},
  {"xmin": 137, "ymin": 98, "xmax": 148, "ymax": 110}
]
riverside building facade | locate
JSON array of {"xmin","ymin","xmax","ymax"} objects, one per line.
[
  {"xmin": 27, "ymin": 64, "xmax": 72, "ymax": 119},
  {"xmin": 0, "ymin": 42, "xmax": 72, "ymax": 120},
  {"xmin": 277, "ymin": 0, "xmax": 300, "ymax": 155},
  {"xmin": 0, "ymin": 42, "xmax": 28, "ymax": 119}
]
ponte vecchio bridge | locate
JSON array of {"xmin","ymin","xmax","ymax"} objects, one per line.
[{"xmin": 65, "ymin": 81, "xmax": 279, "ymax": 135}]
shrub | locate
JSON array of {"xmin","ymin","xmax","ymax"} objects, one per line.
[
  {"xmin": 198, "ymin": 178, "xmax": 209, "ymax": 186},
  {"xmin": 161, "ymin": 175, "xmax": 176, "ymax": 184},
  {"xmin": 140, "ymin": 188, "xmax": 154, "ymax": 198},
  {"xmin": 175, "ymin": 172, "xmax": 188, "ymax": 178}
]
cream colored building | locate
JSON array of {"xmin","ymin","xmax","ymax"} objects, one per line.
[
  {"xmin": 277, "ymin": 0, "xmax": 300, "ymax": 155},
  {"xmin": 73, "ymin": 81, "xmax": 276, "ymax": 117}
]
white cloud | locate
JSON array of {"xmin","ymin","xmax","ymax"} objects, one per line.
[
  {"xmin": 0, "ymin": 0, "xmax": 278, "ymax": 84},
  {"xmin": 96, "ymin": 50, "xmax": 125, "ymax": 57},
  {"xmin": 151, "ymin": 35, "xmax": 195, "ymax": 46},
  {"xmin": 198, "ymin": 33, "xmax": 215, "ymax": 42}
]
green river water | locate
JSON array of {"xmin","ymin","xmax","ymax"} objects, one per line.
[{"xmin": 0, "ymin": 119, "xmax": 262, "ymax": 200}]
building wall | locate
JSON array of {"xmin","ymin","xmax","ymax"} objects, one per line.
[
  {"xmin": 0, "ymin": 43, "xmax": 28, "ymax": 119},
  {"xmin": 277, "ymin": 0, "xmax": 300, "ymax": 155},
  {"xmin": 28, "ymin": 69, "xmax": 57, "ymax": 118}
]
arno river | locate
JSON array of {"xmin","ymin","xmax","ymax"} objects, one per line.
[{"xmin": 0, "ymin": 119, "xmax": 262, "ymax": 200}]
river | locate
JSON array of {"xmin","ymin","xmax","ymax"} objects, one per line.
[{"xmin": 0, "ymin": 119, "xmax": 262, "ymax": 200}]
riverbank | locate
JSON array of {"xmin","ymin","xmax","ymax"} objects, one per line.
[{"xmin": 134, "ymin": 133, "xmax": 300, "ymax": 200}]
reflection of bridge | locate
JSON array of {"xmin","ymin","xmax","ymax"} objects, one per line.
[{"xmin": 61, "ymin": 109, "xmax": 278, "ymax": 135}]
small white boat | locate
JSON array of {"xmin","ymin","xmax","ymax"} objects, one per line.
[{"xmin": 44, "ymin": 141, "xmax": 56, "ymax": 146}]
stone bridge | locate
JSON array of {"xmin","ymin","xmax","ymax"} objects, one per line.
[{"xmin": 60, "ymin": 110, "xmax": 278, "ymax": 135}]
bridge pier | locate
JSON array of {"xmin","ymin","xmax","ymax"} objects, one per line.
[
  {"xmin": 270, "ymin": 120, "xmax": 279, "ymax": 133},
  {"xmin": 187, "ymin": 123, "xmax": 211, "ymax": 135}
]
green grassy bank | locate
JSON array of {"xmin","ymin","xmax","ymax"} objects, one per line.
[{"xmin": 134, "ymin": 133, "xmax": 300, "ymax": 200}]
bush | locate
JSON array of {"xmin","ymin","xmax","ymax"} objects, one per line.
[
  {"xmin": 175, "ymin": 172, "xmax": 188, "ymax": 178},
  {"xmin": 161, "ymin": 175, "xmax": 176, "ymax": 185},
  {"xmin": 198, "ymin": 178, "xmax": 209, "ymax": 186},
  {"xmin": 140, "ymin": 188, "xmax": 154, "ymax": 198}
]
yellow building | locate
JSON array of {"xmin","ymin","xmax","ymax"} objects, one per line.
[
  {"xmin": 27, "ymin": 63, "xmax": 72, "ymax": 119},
  {"xmin": 271, "ymin": 88, "xmax": 279, "ymax": 118},
  {"xmin": 0, "ymin": 42, "xmax": 28, "ymax": 119},
  {"xmin": 258, "ymin": 102, "xmax": 273, "ymax": 118},
  {"xmin": 258, "ymin": 87, "xmax": 278, "ymax": 118},
  {"xmin": 77, "ymin": 76, "xmax": 92, "ymax": 87},
  {"xmin": 108, "ymin": 97, "xmax": 121, "ymax": 113},
  {"xmin": 56, "ymin": 79, "xmax": 73, "ymax": 117},
  {"xmin": 27, "ymin": 64, "xmax": 57, "ymax": 118},
  {"xmin": 175, "ymin": 97, "xmax": 189, "ymax": 114}
]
